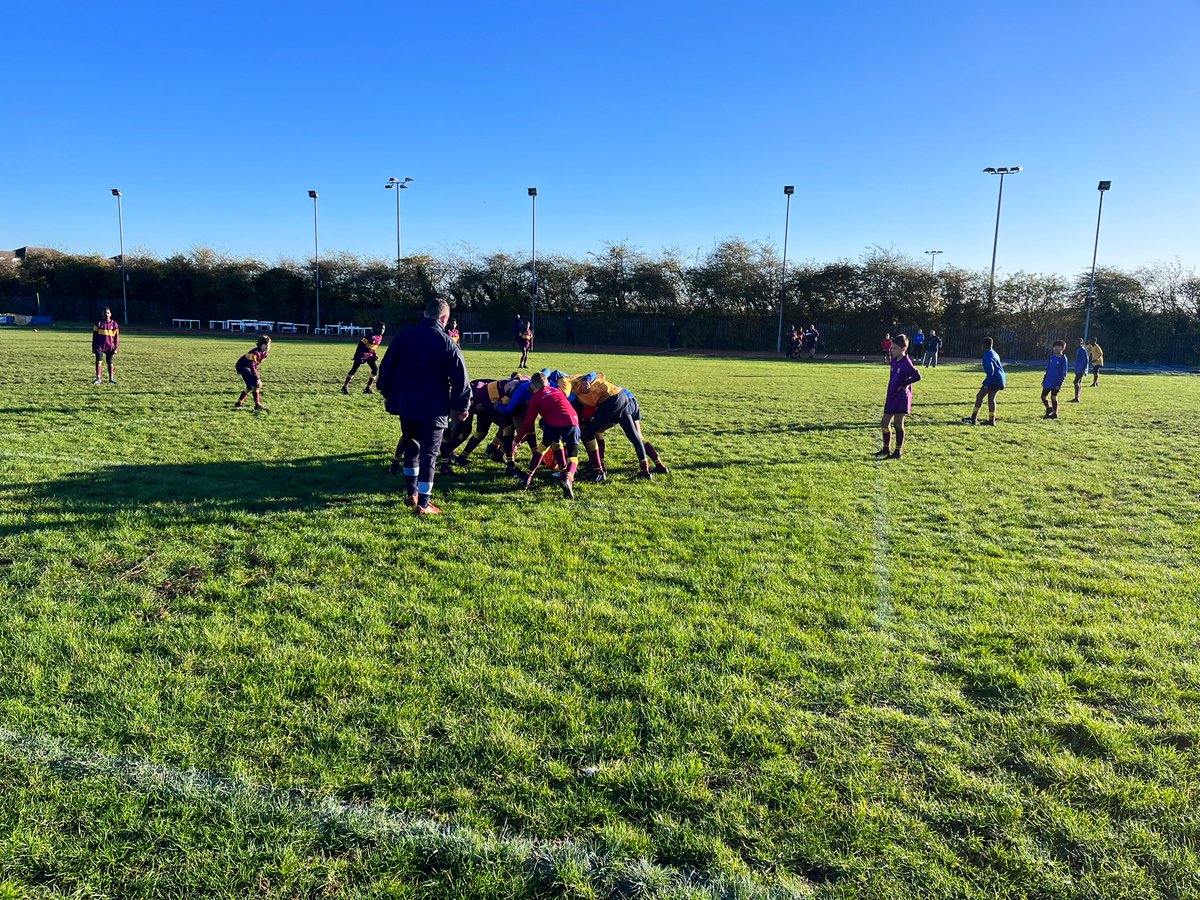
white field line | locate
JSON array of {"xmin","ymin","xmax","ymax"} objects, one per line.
[
  {"xmin": 0, "ymin": 726, "xmax": 801, "ymax": 900},
  {"xmin": 0, "ymin": 450, "xmax": 120, "ymax": 467},
  {"xmin": 872, "ymin": 483, "xmax": 894, "ymax": 629}
]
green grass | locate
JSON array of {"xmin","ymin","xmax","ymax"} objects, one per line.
[{"xmin": 1, "ymin": 328, "xmax": 1199, "ymax": 899}]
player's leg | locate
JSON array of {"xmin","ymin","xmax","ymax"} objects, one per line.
[
  {"xmin": 1041, "ymin": 388, "xmax": 1052, "ymax": 417},
  {"xmin": 985, "ymin": 388, "xmax": 998, "ymax": 424},
  {"xmin": 94, "ymin": 352, "xmax": 103, "ymax": 384},
  {"xmin": 891, "ymin": 414, "xmax": 906, "ymax": 458},
  {"xmin": 343, "ymin": 359, "xmax": 361, "ymax": 393},
  {"xmin": 876, "ymin": 413, "xmax": 894, "ymax": 457},
  {"xmin": 560, "ymin": 426, "xmax": 580, "ymax": 498},
  {"xmin": 106, "ymin": 351, "xmax": 116, "ymax": 383},
  {"xmin": 399, "ymin": 418, "xmax": 420, "ymax": 501},
  {"xmin": 414, "ymin": 421, "xmax": 444, "ymax": 513},
  {"xmin": 964, "ymin": 386, "xmax": 986, "ymax": 424},
  {"xmin": 1072, "ymin": 371, "xmax": 1083, "ymax": 402},
  {"xmin": 1050, "ymin": 389, "xmax": 1060, "ymax": 418},
  {"xmin": 253, "ymin": 376, "xmax": 266, "ymax": 411},
  {"xmin": 364, "ymin": 358, "xmax": 379, "ymax": 393}
]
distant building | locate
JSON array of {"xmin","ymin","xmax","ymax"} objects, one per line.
[{"xmin": 0, "ymin": 247, "xmax": 64, "ymax": 265}]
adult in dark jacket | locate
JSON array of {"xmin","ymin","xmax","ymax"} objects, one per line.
[{"xmin": 377, "ymin": 299, "xmax": 471, "ymax": 515}]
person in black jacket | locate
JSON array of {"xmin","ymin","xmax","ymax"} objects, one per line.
[{"xmin": 377, "ymin": 299, "xmax": 471, "ymax": 515}]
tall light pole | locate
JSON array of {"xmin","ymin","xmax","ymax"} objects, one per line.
[
  {"xmin": 924, "ymin": 250, "xmax": 943, "ymax": 273},
  {"xmin": 775, "ymin": 185, "xmax": 795, "ymax": 354},
  {"xmin": 308, "ymin": 190, "xmax": 320, "ymax": 329},
  {"xmin": 385, "ymin": 177, "xmax": 413, "ymax": 266},
  {"xmin": 1084, "ymin": 180, "xmax": 1112, "ymax": 341},
  {"xmin": 111, "ymin": 189, "xmax": 127, "ymax": 323},
  {"xmin": 983, "ymin": 166, "xmax": 1022, "ymax": 306},
  {"xmin": 528, "ymin": 187, "xmax": 538, "ymax": 329}
]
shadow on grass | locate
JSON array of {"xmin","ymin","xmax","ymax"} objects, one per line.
[{"xmin": 0, "ymin": 451, "xmax": 541, "ymax": 536}]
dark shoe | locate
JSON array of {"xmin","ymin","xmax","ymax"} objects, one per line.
[
  {"xmin": 873, "ymin": 448, "xmax": 891, "ymax": 459},
  {"xmin": 389, "ymin": 460, "xmax": 401, "ymax": 476},
  {"xmin": 961, "ymin": 417, "xmax": 977, "ymax": 426},
  {"xmin": 234, "ymin": 402, "xmax": 246, "ymax": 409},
  {"xmin": 341, "ymin": 385, "xmax": 350, "ymax": 394},
  {"xmin": 453, "ymin": 454, "xmax": 470, "ymax": 467},
  {"xmin": 652, "ymin": 462, "xmax": 669, "ymax": 475},
  {"xmin": 591, "ymin": 471, "xmax": 607, "ymax": 484},
  {"xmin": 562, "ymin": 479, "xmax": 575, "ymax": 500},
  {"xmin": 485, "ymin": 445, "xmax": 503, "ymax": 462},
  {"xmin": 254, "ymin": 405, "xmax": 268, "ymax": 412},
  {"xmin": 505, "ymin": 463, "xmax": 522, "ymax": 478},
  {"xmin": 438, "ymin": 464, "xmax": 454, "ymax": 478},
  {"xmin": 635, "ymin": 470, "xmax": 653, "ymax": 480},
  {"xmin": 404, "ymin": 492, "xmax": 418, "ymax": 506},
  {"xmin": 981, "ymin": 420, "xmax": 996, "ymax": 426},
  {"xmin": 520, "ymin": 476, "xmax": 533, "ymax": 490},
  {"xmin": 363, "ymin": 387, "xmax": 374, "ymax": 394},
  {"xmin": 888, "ymin": 450, "xmax": 902, "ymax": 460},
  {"xmin": 1049, "ymin": 412, "xmax": 1059, "ymax": 419},
  {"xmin": 1068, "ymin": 398, "xmax": 1080, "ymax": 403}
]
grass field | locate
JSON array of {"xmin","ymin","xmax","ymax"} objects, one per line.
[{"xmin": 1, "ymin": 328, "xmax": 1199, "ymax": 899}]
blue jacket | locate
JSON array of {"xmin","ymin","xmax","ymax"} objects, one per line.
[
  {"xmin": 982, "ymin": 349, "xmax": 1006, "ymax": 388},
  {"xmin": 1043, "ymin": 354, "xmax": 1068, "ymax": 389},
  {"xmin": 1074, "ymin": 345, "xmax": 1090, "ymax": 374},
  {"xmin": 496, "ymin": 379, "xmax": 534, "ymax": 416},
  {"xmin": 377, "ymin": 318, "xmax": 470, "ymax": 427}
]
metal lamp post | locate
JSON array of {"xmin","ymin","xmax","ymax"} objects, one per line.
[
  {"xmin": 111, "ymin": 189, "xmax": 127, "ymax": 323},
  {"xmin": 924, "ymin": 250, "xmax": 943, "ymax": 273},
  {"xmin": 308, "ymin": 190, "xmax": 320, "ymax": 329},
  {"xmin": 1084, "ymin": 180, "xmax": 1112, "ymax": 341},
  {"xmin": 983, "ymin": 166, "xmax": 1022, "ymax": 306},
  {"xmin": 385, "ymin": 177, "xmax": 413, "ymax": 266},
  {"xmin": 775, "ymin": 185, "xmax": 795, "ymax": 354},
  {"xmin": 528, "ymin": 187, "xmax": 538, "ymax": 329}
]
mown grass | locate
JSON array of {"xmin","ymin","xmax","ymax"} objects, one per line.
[{"xmin": 0, "ymin": 328, "xmax": 1198, "ymax": 899}]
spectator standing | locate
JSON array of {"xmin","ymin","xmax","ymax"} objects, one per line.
[
  {"xmin": 805, "ymin": 324, "xmax": 820, "ymax": 359},
  {"xmin": 881, "ymin": 333, "xmax": 893, "ymax": 363},
  {"xmin": 565, "ymin": 315, "xmax": 576, "ymax": 345},
  {"xmin": 668, "ymin": 321, "xmax": 681, "ymax": 351},
  {"xmin": 923, "ymin": 330, "xmax": 942, "ymax": 368},
  {"xmin": 377, "ymin": 299, "xmax": 471, "ymax": 515},
  {"xmin": 912, "ymin": 328, "xmax": 925, "ymax": 363}
]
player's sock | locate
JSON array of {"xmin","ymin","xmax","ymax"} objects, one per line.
[
  {"xmin": 566, "ymin": 458, "xmax": 578, "ymax": 481},
  {"xmin": 895, "ymin": 427, "xmax": 905, "ymax": 453},
  {"xmin": 342, "ymin": 377, "xmax": 351, "ymax": 393},
  {"xmin": 597, "ymin": 437, "xmax": 607, "ymax": 465},
  {"xmin": 637, "ymin": 458, "xmax": 652, "ymax": 478},
  {"xmin": 404, "ymin": 467, "xmax": 418, "ymax": 495},
  {"xmin": 882, "ymin": 430, "xmax": 892, "ymax": 453},
  {"xmin": 584, "ymin": 439, "xmax": 603, "ymax": 471},
  {"xmin": 364, "ymin": 377, "xmax": 376, "ymax": 394},
  {"xmin": 645, "ymin": 442, "xmax": 669, "ymax": 473},
  {"xmin": 416, "ymin": 481, "xmax": 433, "ymax": 509},
  {"xmin": 553, "ymin": 445, "xmax": 568, "ymax": 470}
]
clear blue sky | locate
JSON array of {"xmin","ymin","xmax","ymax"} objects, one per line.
[{"xmin": 3, "ymin": 0, "xmax": 1197, "ymax": 278}]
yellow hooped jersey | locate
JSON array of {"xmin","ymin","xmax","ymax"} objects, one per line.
[{"xmin": 561, "ymin": 373, "xmax": 623, "ymax": 407}]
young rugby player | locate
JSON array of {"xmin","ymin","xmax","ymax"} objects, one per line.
[
  {"xmin": 1087, "ymin": 338, "xmax": 1104, "ymax": 386},
  {"xmin": 514, "ymin": 372, "xmax": 579, "ymax": 499},
  {"xmin": 91, "ymin": 307, "xmax": 120, "ymax": 384},
  {"xmin": 342, "ymin": 323, "xmax": 385, "ymax": 394},
  {"xmin": 1071, "ymin": 337, "xmax": 1089, "ymax": 402},
  {"xmin": 875, "ymin": 334, "xmax": 922, "ymax": 460},
  {"xmin": 557, "ymin": 372, "xmax": 668, "ymax": 481},
  {"xmin": 235, "ymin": 335, "xmax": 271, "ymax": 411},
  {"xmin": 517, "ymin": 321, "xmax": 534, "ymax": 369},
  {"xmin": 963, "ymin": 336, "xmax": 1005, "ymax": 426},
  {"xmin": 1042, "ymin": 340, "xmax": 1068, "ymax": 419}
]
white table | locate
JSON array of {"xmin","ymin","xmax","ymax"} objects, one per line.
[
  {"xmin": 461, "ymin": 331, "xmax": 489, "ymax": 344},
  {"xmin": 173, "ymin": 318, "xmax": 201, "ymax": 329}
]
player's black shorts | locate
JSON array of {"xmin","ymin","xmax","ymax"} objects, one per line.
[{"xmin": 237, "ymin": 365, "xmax": 259, "ymax": 390}]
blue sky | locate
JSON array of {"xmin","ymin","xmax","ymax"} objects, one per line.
[{"xmin": 3, "ymin": 0, "xmax": 1197, "ymax": 278}]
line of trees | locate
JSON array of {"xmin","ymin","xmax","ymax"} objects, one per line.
[{"xmin": 2, "ymin": 242, "xmax": 1198, "ymax": 363}]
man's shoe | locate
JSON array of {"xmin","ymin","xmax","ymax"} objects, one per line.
[
  {"xmin": 1069, "ymin": 398, "xmax": 1080, "ymax": 403},
  {"xmin": 404, "ymin": 493, "xmax": 418, "ymax": 506},
  {"xmin": 108, "ymin": 378, "xmax": 117, "ymax": 384},
  {"xmin": 520, "ymin": 476, "xmax": 533, "ymax": 490},
  {"xmin": 438, "ymin": 463, "xmax": 454, "ymax": 478},
  {"xmin": 453, "ymin": 454, "xmax": 471, "ymax": 467},
  {"xmin": 363, "ymin": 387, "xmax": 374, "ymax": 394},
  {"xmin": 961, "ymin": 417, "xmax": 977, "ymax": 426},
  {"xmin": 888, "ymin": 450, "xmax": 903, "ymax": 460},
  {"xmin": 562, "ymin": 479, "xmax": 575, "ymax": 500},
  {"xmin": 591, "ymin": 471, "xmax": 607, "ymax": 484},
  {"xmin": 981, "ymin": 420, "xmax": 996, "ymax": 426},
  {"xmin": 505, "ymin": 463, "xmax": 522, "ymax": 478},
  {"xmin": 234, "ymin": 402, "xmax": 246, "ymax": 409},
  {"xmin": 341, "ymin": 385, "xmax": 350, "ymax": 394},
  {"xmin": 652, "ymin": 462, "xmax": 670, "ymax": 475},
  {"xmin": 254, "ymin": 405, "xmax": 268, "ymax": 412},
  {"xmin": 635, "ymin": 470, "xmax": 653, "ymax": 480},
  {"xmin": 1049, "ymin": 412, "xmax": 1059, "ymax": 419},
  {"xmin": 92, "ymin": 378, "xmax": 102, "ymax": 385},
  {"xmin": 873, "ymin": 448, "xmax": 891, "ymax": 459},
  {"xmin": 414, "ymin": 503, "xmax": 441, "ymax": 515}
]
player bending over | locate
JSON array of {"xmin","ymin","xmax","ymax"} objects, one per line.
[
  {"xmin": 514, "ymin": 372, "xmax": 580, "ymax": 499},
  {"xmin": 235, "ymin": 335, "xmax": 271, "ymax": 411},
  {"xmin": 558, "ymin": 372, "xmax": 668, "ymax": 481}
]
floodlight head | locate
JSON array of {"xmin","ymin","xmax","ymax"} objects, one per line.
[
  {"xmin": 1097, "ymin": 180, "xmax": 1111, "ymax": 191},
  {"xmin": 385, "ymin": 177, "xmax": 398, "ymax": 187},
  {"xmin": 403, "ymin": 177, "xmax": 413, "ymax": 183},
  {"xmin": 111, "ymin": 188, "xmax": 121, "ymax": 196},
  {"xmin": 308, "ymin": 190, "xmax": 318, "ymax": 199},
  {"xmin": 983, "ymin": 167, "xmax": 997, "ymax": 174},
  {"xmin": 528, "ymin": 187, "xmax": 538, "ymax": 197},
  {"xmin": 1010, "ymin": 166, "xmax": 1023, "ymax": 173},
  {"xmin": 783, "ymin": 185, "xmax": 795, "ymax": 195}
]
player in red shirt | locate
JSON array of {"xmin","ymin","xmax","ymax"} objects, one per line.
[
  {"xmin": 91, "ymin": 307, "xmax": 120, "ymax": 384},
  {"xmin": 342, "ymin": 323, "xmax": 385, "ymax": 394},
  {"xmin": 513, "ymin": 372, "xmax": 580, "ymax": 498}
]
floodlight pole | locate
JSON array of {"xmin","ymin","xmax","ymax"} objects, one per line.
[
  {"xmin": 385, "ymin": 177, "xmax": 413, "ymax": 266},
  {"xmin": 775, "ymin": 185, "xmax": 794, "ymax": 354},
  {"xmin": 111, "ymin": 189, "xmax": 127, "ymax": 323},
  {"xmin": 528, "ymin": 187, "xmax": 538, "ymax": 330},
  {"xmin": 1084, "ymin": 180, "xmax": 1111, "ymax": 342},
  {"xmin": 308, "ymin": 190, "xmax": 320, "ymax": 329},
  {"xmin": 924, "ymin": 250, "xmax": 943, "ymax": 273},
  {"xmin": 984, "ymin": 166, "xmax": 1021, "ymax": 307}
]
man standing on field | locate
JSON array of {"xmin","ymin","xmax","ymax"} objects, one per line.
[
  {"xmin": 92, "ymin": 306, "xmax": 119, "ymax": 384},
  {"xmin": 377, "ymin": 298, "xmax": 471, "ymax": 515}
]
